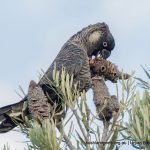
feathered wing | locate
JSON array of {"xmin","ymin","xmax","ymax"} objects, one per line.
[
  {"xmin": 42, "ymin": 44, "xmax": 86, "ymax": 81},
  {"xmin": 0, "ymin": 46, "xmax": 86, "ymax": 133},
  {"xmin": 0, "ymin": 100, "xmax": 25, "ymax": 133}
]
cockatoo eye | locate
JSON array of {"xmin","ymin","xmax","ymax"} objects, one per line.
[{"xmin": 103, "ymin": 42, "xmax": 107, "ymax": 47}]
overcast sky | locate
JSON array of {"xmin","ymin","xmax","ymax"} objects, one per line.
[{"xmin": 0, "ymin": 0, "xmax": 150, "ymax": 149}]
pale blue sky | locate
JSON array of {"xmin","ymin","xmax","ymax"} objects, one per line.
[{"xmin": 0, "ymin": 0, "xmax": 149, "ymax": 149}]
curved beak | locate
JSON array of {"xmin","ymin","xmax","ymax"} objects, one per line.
[{"xmin": 101, "ymin": 49, "xmax": 111, "ymax": 59}]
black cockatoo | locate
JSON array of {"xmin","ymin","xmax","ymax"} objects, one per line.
[{"xmin": 0, "ymin": 22, "xmax": 115, "ymax": 133}]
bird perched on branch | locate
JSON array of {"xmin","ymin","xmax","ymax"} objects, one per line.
[{"xmin": 0, "ymin": 22, "xmax": 115, "ymax": 133}]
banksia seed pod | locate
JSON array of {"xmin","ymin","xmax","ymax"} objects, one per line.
[
  {"xmin": 28, "ymin": 80, "xmax": 50, "ymax": 121},
  {"xmin": 92, "ymin": 77, "xmax": 119, "ymax": 121},
  {"xmin": 89, "ymin": 56, "xmax": 130, "ymax": 82},
  {"xmin": 110, "ymin": 95, "xmax": 119, "ymax": 112}
]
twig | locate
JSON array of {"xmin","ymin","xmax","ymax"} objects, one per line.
[
  {"xmin": 100, "ymin": 121, "xmax": 110, "ymax": 150},
  {"xmin": 106, "ymin": 114, "xmax": 119, "ymax": 142},
  {"xmin": 85, "ymin": 105, "xmax": 91, "ymax": 150},
  {"xmin": 58, "ymin": 123, "xmax": 76, "ymax": 150},
  {"xmin": 63, "ymin": 133, "xmax": 76, "ymax": 150}
]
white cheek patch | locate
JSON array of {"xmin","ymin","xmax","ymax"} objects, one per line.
[{"xmin": 89, "ymin": 31, "xmax": 102, "ymax": 44}]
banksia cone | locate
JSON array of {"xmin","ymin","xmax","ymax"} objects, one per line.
[
  {"xmin": 28, "ymin": 80, "xmax": 50, "ymax": 121},
  {"xmin": 89, "ymin": 56, "xmax": 130, "ymax": 82},
  {"xmin": 110, "ymin": 95, "xmax": 119, "ymax": 113},
  {"xmin": 92, "ymin": 77, "xmax": 119, "ymax": 121}
]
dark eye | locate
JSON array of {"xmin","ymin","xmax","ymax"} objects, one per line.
[{"xmin": 103, "ymin": 42, "xmax": 107, "ymax": 47}]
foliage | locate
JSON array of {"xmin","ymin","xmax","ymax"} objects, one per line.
[
  {"xmin": 21, "ymin": 68, "xmax": 135, "ymax": 150},
  {"xmin": 2, "ymin": 67, "xmax": 150, "ymax": 150},
  {"xmin": 28, "ymin": 119, "xmax": 62, "ymax": 150},
  {"xmin": 125, "ymin": 67, "xmax": 150, "ymax": 150},
  {"xmin": 136, "ymin": 66, "xmax": 150, "ymax": 89},
  {"xmin": 125, "ymin": 91, "xmax": 150, "ymax": 149},
  {"xmin": 2, "ymin": 144, "xmax": 10, "ymax": 150}
]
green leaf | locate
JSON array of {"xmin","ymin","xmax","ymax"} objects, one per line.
[
  {"xmin": 108, "ymin": 127, "xmax": 119, "ymax": 150},
  {"xmin": 76, "ymin": 130, "xmax": 86, "ymax": 146}
]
